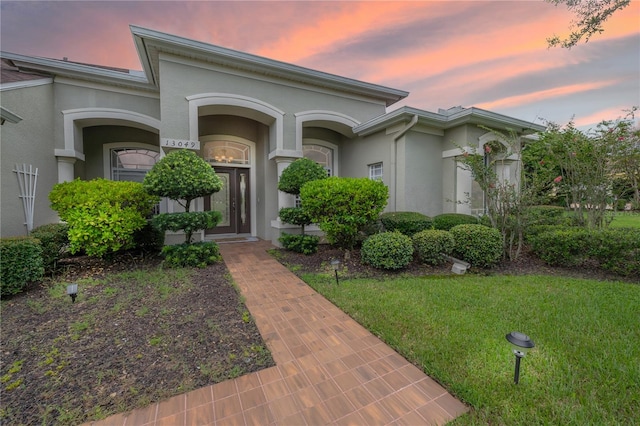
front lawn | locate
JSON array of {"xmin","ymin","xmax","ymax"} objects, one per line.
[
  {"xmin": 302, "ymin": 273, "xmax": 639, "ymax": 425},
  {"xmin": 610, "ymin": 212, "xmax": 640, "ymax": 228}
]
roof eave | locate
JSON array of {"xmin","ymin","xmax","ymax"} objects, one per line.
[{"xmin": 129, "ymin": 25, "xmax": 409, "ymax": 106}]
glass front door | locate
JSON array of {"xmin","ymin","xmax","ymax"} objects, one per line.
[{"xmin": 205, "ymin": 167, "xmax": 250, "ymax": 234}]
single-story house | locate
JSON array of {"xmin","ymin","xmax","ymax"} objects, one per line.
[{"xmin": 0, "ymin": 25, "xmax": 545, "ymax": 245}]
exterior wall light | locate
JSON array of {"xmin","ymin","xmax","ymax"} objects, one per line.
[
  {"xmin": 506, "ymin": 331, "xmax": 534, "ymax": 384},
  {"xmin": 66, "ymin": 283, "xmax": 78, "ymax": 303},
  {"xmin": 330, "ymin": 259, "xmax": 341, "ymax": 285}
]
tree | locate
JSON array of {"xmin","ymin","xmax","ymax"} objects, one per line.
[
  {"xmin": 300, "ymin": 177, "xmax": 388, "ymax": 251},
  {"xmin": 277, "ymin": 158, "xmax": 328, "ymax": 234},
  {"xmin": 143, "ymin": 149, "xmax": 223, "ymax": 252},
  {"xmin": 457, "ymin": 129, "xmax": 543, "ymax": 260},
  {"xmin": 546, "ymin": 0, "xmax": 631, "ymax": 48}
]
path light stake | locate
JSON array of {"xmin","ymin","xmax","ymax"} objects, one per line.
[
  {"xmin": 506, "ymin": 331, "xmax": 534, "ymax": 384},
  {"xmin": 330, "ymin": 259, "xmax": 341, "ymax": 285},
  {"xmin": 66, "ymin": 283, "xmax": 78, "ymax": 303}
]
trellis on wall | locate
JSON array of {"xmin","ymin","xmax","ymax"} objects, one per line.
[{"xmin": 13, "ymin": 163, "xmax": 38, "ymax": 233}]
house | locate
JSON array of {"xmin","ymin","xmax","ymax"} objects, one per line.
[{"xmin": 0, "ymin": 26, "xmax": 545, "ymax": 245}]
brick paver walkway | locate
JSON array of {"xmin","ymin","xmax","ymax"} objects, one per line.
[{"xmin": 89, "ymin": 240, "xmax": 468, "ymax": 425}]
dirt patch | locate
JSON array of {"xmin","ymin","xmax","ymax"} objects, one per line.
[{"xmin": 0, "ymin": 252, "xmax": 274, "ymax": 426}]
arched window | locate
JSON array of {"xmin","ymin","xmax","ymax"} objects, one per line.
[
  {"xmin": 303, "ymin": 144, "xmax": 333, "ymax": 176},
  {"xmin": 111, "ymin": 148, "xmax": 159, "ymax": 182},
  {"xmin": 203, "ymin": 140, "xmax": 251, "ymax": 165}
]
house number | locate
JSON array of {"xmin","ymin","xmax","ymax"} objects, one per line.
[{"xmin": 160, "ymin": 138, "xmax": 200, "ymax": 150}]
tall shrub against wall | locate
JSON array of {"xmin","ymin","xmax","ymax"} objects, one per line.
[
  {"xmin": 49, "ymin": 179, "xmax": 159, "ymax": 257},
  {"xmin": 0, "ymin": 237, "xmax": 43, "ymax": 297},
  {"xmin": 301, "ymin": 177, "xmax": 388, "ymax": 251}
]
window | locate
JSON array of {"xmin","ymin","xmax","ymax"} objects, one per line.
[
  {"xmin": 111, "ymin": 148, "xmax": 159, "ymax": 183},
  {"xmin": 303, "ymin": 145, "xmax": 332, "ymax": 176},
  {"xmin": 369, "ymin": 162, "xmax": 383, "ymax": 180},
  {"xmin": 204, "ymin": 140, "xmax": 250, "ymax": 165}
]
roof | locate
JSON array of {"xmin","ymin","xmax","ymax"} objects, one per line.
[
  {"xmin": 1, "ymin": 26, "xmax": 410, "ymax": 106},
  {"xmin": 355, "ymin": 106, "xmax": 546, "ymax": 136},
  {"xmin": 130, "ymin": 25, "xmax": 409, "ymax": 107},
  {"xmin": 1, "ymin": 58, "xmax": 51, "ymax": 84}
]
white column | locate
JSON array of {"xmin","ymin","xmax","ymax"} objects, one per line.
[
  {"xmin": 456, "ymin": 163, "xmax": 473, "ymax": 215},
  {"xmin": 56, "ymin": 157, "xmax": 76, "ymax": 183},
  {"xmin": 275, "ymin": 157, "xmax": 295, "ymax": 212}
]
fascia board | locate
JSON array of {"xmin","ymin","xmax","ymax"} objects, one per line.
[
  {"xmin": 1, "ymin": 52, "xmax": 155, "ymax": 91},
  {"xmin": 0, "ymin": 106, "xmax": 23, "ymax": 123},
  {"xmin": 446, "ymin": 107, "xmax": 546, "ymax": 133},
  {"xmin": 129, "ymin": 25, "xmax": 409, "ymax": 106},
  {"xmin": 355, "ymin": 107, "xmax": 448, "ymax": 136}
]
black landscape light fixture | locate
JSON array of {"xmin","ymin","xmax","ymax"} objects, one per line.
[
  {"xmin": 330, "ymin": 258, "xmax": 341, "ymax": 285},
  {"xmin": 506, "ymin": 331, "xmax": 535, "ymax": 384},
  {"xmin": 66, "ymin": 283, "xmax": 78, "ymax": 303}
]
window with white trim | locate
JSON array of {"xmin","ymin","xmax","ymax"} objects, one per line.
[
  {"xmin": 369, "ymin": 162, "xmax": 383, "ymax": 180},
  {"xmin": 110, "ymin": 148, "xmax": 159, "ymax": 182}
]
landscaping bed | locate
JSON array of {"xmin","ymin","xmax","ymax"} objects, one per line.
[{"xmin": 0, "ymin": 252, "xmax": 274, "ymax": 425}]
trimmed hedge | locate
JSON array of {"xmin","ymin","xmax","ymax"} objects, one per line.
[
  {"xmin": 526, "ymin": 205, "xmax": 569, "ymax": 226},
  {"xmin": 361, "ymin": 232, "xmax": 414, "ymax": 270},
  {"xmin": 380, "ymin": 212, "xmax": 432, "ymax": 236},
  {"xmin": 412, "ymin": 229, "xmax": 455, "ymax": 265},
  {"xmin": 1, "ymin": 237, "xmax": 44, "ymax": 297},
  {"xmin": 151, "ymin": 211, "xmax": 222, "ymax": 238},
  {"xmin": 450, "ymin": 224, "xmax": 503, "ymax": 268},
  {"xmin": 30, "ymin": 223, "xmax": 69, "ymax": 272},
  {"xmin": 529, "ymin": 227, "xmax": 640, "ymax": 276},
  {"xmin": 278, "ymin": 233, "xmax": 320, "ymax": 255},
  {"xmin": 433, "ymin": 213, "xmax": 479, "ymax": 231}
]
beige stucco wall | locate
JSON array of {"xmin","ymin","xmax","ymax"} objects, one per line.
[{"xmin": 1, "ymin": 83, "xmax": 60, "ymax": 237}]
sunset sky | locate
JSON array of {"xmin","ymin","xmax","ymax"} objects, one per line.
[{"xmin": 1, "ymin": 1, "xmax": 638, "ymax": 129}]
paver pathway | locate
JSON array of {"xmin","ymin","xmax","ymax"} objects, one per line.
[{"xmin": 90, "ymin": 240, "xmax": 468, "ymax": 425}]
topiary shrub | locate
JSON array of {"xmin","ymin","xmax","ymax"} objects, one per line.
[
  {"xmin": 151, "ymin": 211, "xmax": 222, "ymax": 239},
  {"xmin": 278, "ymin": 233, "xmax": 320, "ymax": 255},
  {"xmin": 412, "ymin": 229, "xmax": 455, "ymax": 265},
  {"xmin": 361, "ymin": 232, "xmax": 414, "ymax": 270},
  {"xmin": 133, "ymin": 221, "xmax": 165, "ymax": 255},
  {"xmin": 301, "ymin": 177, "xmax": 388, "ymax": 250},
  {"xmin": 30, "ymin": 223, "xmax": 69, "ymax": 272},
  {"xmin": 380, "ymin": 212, "xmax": 432, "ymax": 236},
  {"xmin": 1, "ymin": 237, "xmax": 44, "ymax": 297},
  {"xmin": 433, "ymin": 213, "xmax": 479, "ymax": 231},
  {"xmin": 161, "ymin": 241, "xmax": 222, "ymax": 268},
  {"xmin": 450, "ymin": 224, "xmax": 502, "ymax": 268},
  {"xmin": 49, "ymin": 179, "xmax": 160, "ymax": 258}
]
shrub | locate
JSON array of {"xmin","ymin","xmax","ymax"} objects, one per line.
[
  {"xmin": 133, "ymin": 221, "xmax": 165, "ymax": 254},
  {"xmin": 151, "ymin": 211, "xmax": 222, "ymax": 237},
  {"xmin": 361, "ymin": 232, "xmax": 414, "ymax": 270},
  {"xmin": 49, "ymin": 179, "xmax": 160, "ymax": 258},
  {"xmin": 30, "ymin": 223, "xmax": 69, "ymax": 272},
  {"xmin": 278, "ymin": 158, "xmax": 328, "ymax": 195},
  {"xmin": 433, "ymin": 213, "xmax": 479, "ymax": 231},
  {"xmin": 450, "ymin": 224, "xmax": 502, "ymax": 268},
  {"xmin": 380, "ymin": 212, "xmax": 432, "ymax": 236},
  {"xmin": 412, "ymin": 229, "xmax": 455, "ymax": 265},
  {"xmin": 529, "ymin": 227, "xmax": 640, "ymax": 275},
  {"xmin": 278, "ymin": 233, "xmax": 320, "ymax": 255},
  {"xmin": 161, "ymin": 242, "xmax": 221, "ymax": 268},
  {"xmin": 301, "ymin": 177, "xmax": 388, "ymax": 250},
  {"xmin": 526, "ymin": 205, "xmax": 569, "ymax": 226},
  {"xmin": 278, "ymin": 207, "xmax": 312, "ymax": 228},
  {"xmin": 528, "ymin": 228, "xmax": 591, "ymax": 266},
  {"xmin": 1, "ymin": 237, "xmax": 44, "ymax": 297}
]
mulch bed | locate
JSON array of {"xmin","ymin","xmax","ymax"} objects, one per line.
[{"xmin": 0, "ymin": 252, "xmax": 274, "ymax": 426}]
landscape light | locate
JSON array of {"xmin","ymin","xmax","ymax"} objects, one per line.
[
  {"xmin": 506, "ymin": 331, "xmax": 535, "ymax": 384},
  {"xmin": 330, "ymin": 259, "xmax": 341, "ymax": 285},
  {"xmin": 66, "ymin": 283, "xmax": 78, "ymax": 303}
]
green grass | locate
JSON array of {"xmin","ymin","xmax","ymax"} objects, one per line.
[
  {"xmin": 303, "ymin": 273, "xmax": 639, "ymax": 425},
  {"xmin": 609, "ymin": 212, "xmax": 640, "ymax": 228}
]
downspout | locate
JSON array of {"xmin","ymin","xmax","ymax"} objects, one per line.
[{"xmin": 392, "ymin": 114, "xmax": 419, "ymax": 211}]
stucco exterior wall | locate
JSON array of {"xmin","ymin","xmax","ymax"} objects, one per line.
[
  {"xmin": 401, "ymin": 131, "xmax": 443, "ymax": 217},
  {"xmin": 1, "ymin": 83, "xmax": 59, "ymax": 237}
]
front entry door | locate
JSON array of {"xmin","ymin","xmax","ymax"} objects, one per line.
[{"xmin": 205, "ymin": 167, "xmax": 251, "ymax": 235}]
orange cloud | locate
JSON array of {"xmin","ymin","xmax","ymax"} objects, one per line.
[{"xmin": 573, "ymin": 106, "xmax": 640, "ymax": 128}]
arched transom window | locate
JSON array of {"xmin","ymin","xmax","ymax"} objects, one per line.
[
  {"xmin": 204, "ymin": 140, "xmax": 250, "ymax": 165},
  {"xmin": 303, "ymin": 145, "xmax": 332, "ymax": 176},
  {"xmin": 111, "ymin": 148, "xmax": 159, "ymax": 182}
]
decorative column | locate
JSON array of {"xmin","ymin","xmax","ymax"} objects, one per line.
[{"xmin": 56, "ymin": 157, "xmax": 76, "ymax": 183}]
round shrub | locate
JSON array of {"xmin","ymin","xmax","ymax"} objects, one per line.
[
  {"xmin": 361, "ymin": 232, "xmax": 414, "ymax": 270},
  {"xmin": 412, "ymin": 230, "xmax": 455, "ymax": 265},
  {"xmin": 30, "ymin": 223, "xmax": 69, "ymax": 272},
  {"xmin": 450, "ymin": 224, "xmax": 502, "ymax": 268},
  {"xmin": 380, "ymin": 211, "xmax": 432, "ymax": 236},
  {"xmin": 433, "ymin": 213, "xmax": 479, "ymax": 231}
]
